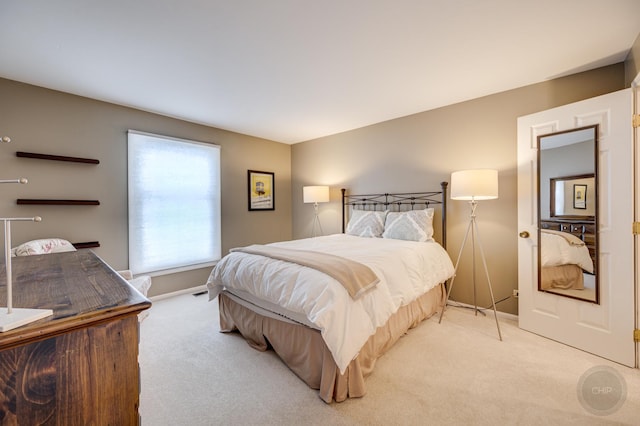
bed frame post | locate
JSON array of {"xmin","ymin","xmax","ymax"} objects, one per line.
[
  {"xmin": 441, "ymin": 181, "xmax": 448, "ymax": 249},
  {"xmin": 341, "ymin": 188, "xmax": 346, "ymax": 233}
]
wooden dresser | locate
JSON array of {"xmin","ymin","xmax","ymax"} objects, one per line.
[
  {"xmin": 540, "ymin": 219, "xmax": 597, "ymax": 273},
  {"xmin": 0, "ymin": 250, "xmax": 151, "ymax": 425}
]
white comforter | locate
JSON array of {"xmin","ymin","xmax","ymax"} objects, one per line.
[
  {"xmin": 541, "ymin": 230, "xmax": 593, "ymax": 273},
  {"xmin": 207, "ymin": 234, "xmax": 455, "ymax": 373}
]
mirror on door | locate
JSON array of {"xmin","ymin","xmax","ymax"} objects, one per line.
[{"xmin": 538, "ymin": 125, "xmax": 598, "ymax": 303}]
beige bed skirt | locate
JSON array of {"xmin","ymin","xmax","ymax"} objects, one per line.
[
  {"xmin": 218, "ymin": 283, "xmax": 445, "ymax": 403},
  {"xmin": 541, "ymin": 264, "xmax": 584, "ymax": 290}
]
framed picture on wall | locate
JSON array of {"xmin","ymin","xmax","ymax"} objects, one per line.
[
  {"xmin": 248, "ymin": 170, "xmax": 275, "ymax": 211},
  {"xmin": 573, "ymin": 184, "xmax": 587, "ymax": 209}
]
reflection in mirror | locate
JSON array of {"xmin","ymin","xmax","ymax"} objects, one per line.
[
  {"xmin": 550, "ymin": 174, "xmax": 595, "ymax": 219},
  {"xmin": 538, "ymin": 125, "xmax": 598, "ymax": 303}
]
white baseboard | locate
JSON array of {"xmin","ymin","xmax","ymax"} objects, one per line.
[
  {"xmin": 447, "ymin": 299, "xmax": 518, "ymax": 322},
  {"xmin": 149, "ymin": 284, "xmax": 208, "ymax": 302}
]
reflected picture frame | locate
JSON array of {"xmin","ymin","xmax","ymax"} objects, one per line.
[
  {"xmin": 573, "ymin": 184, "xmax": 587, "ymax": 209},
  {"xmin": 248, "ymin": 170, "xmax": 275, "ymax": 211}
]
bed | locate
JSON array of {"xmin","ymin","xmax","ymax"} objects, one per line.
[
  {"xmin": 540, "ymin": 229, "xmax": 594, "ymax": 290},
  {"xmin": 206, "ymin": 184, "xmax": 455, "ymax": 403}
]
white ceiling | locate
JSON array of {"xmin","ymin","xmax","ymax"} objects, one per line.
[{"xmin": 1, "ymin": 1, "xmax": 639, "ymax": 144}]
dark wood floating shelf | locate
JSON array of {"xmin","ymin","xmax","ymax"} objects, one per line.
[
  {"xmin": 17, "ymin": 199, "xmax": 100, "ymax": 206},
  {"xmin": 72, "ymin": 241, "xmax": 100, "ymax": 249},
  {"xmin": 16, "ymin": 151, "xmax": 100, "ymax": 164}
]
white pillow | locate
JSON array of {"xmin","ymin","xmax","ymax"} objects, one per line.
[
  {"xmin": 382, "ymin": 208, "xmax": 435, "ymax": 242},
  {"xmin": 11, "ymin": 238, "xmax": 77, "ymax": 257},
  {"xmin": 346, "ymin": 210, "xmax": 387, "ymax": 238}
]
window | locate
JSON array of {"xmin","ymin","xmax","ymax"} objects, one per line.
[{"xmin": 128, "ymin": 130, "xmax": 221, "ymax": 275}]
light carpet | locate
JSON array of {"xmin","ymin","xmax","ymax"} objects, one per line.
[{"xmin": 139, "ymin": 294, "xmax": 639, "ymax": 425}]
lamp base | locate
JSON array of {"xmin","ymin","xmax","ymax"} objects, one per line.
[
  {"xmin": 311, "ymin": 203, "xmax": 324, "ymax": 237},
  {"xmin": 438, "ymin": 200, "xmax": 502, "ymax": 340},
  {"xmin": 0, "ymin": 307, "xmax": 53, "ymax": 332}
]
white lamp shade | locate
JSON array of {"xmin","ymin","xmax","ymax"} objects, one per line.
[
  {"xmin": 450, "ymin": 169, "xmax": 499, "ymax": 200},
  {"xmin": 303, "ymin": 186, "xmax": 330, "ymax": 203}
]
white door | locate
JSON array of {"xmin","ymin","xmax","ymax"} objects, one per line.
[
  {"xmin": 634, "ymin": 81, "xmax": 640, "ymax": 368},
  {"xmin": 517, "ymin": 88, "xmax": 635, "ymax": 367}
]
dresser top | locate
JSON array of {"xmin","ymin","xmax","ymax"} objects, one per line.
[{"xmin": 0, "ymin": 250, "xmax": 151, "ymax": 348}]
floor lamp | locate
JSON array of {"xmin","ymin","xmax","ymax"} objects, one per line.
[
  {"xmin": 438, "ymin": 169, "xmax": 502, "ymax": 341},
  {"xmin": 303, "ymin": 186, "xmax": 329, "ymax": 237}
]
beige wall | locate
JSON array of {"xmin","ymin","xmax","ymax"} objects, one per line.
[
  {"xmin": 625, "ymin": 31, "xmax": 640, "ymax": 85},
  {"xmin": 0, "ymin": 78, "xmax": 292, "ymax": 297},
  {"xmin": 1, "ymin": 60, "xmax": 632, "ymax": 307},
  {"xmin": 291, "ymin": 64, "xmax": 625, "ymax": 315}
]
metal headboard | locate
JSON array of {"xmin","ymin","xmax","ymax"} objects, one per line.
[{"xmin": 341, "ymin": 182, "xmax": 449, "ymax": 248}]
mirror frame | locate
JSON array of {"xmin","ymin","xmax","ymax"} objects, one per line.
[{"xmin": 537, "ymin": 124, "xmax": 599, "ymax": 304}]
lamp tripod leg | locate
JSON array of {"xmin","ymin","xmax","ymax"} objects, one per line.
[
  {"xmin": 438, "ymin": 214, "xmax": 473, "ymax": 324},
  {"xmin": 472, "ymin": 220, "xmax": 503, "ymax": 341},
  {"xmin": 438, "ymin": 204, "xmax": 502, "ymax": 341}
]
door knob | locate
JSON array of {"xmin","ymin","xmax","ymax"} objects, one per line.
[{"xmin": 519, "ymin": 231, "xmax": 530, "ymax": 238}]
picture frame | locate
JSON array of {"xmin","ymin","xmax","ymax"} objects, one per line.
[
  {"xmin": 248, "ymin": 170, "xmax": 275, "ymax": 211},
  {"xmin": 573, "ymin": 184, "xmax": 587, "ymax": 209}
]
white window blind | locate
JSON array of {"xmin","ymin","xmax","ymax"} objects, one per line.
[{"xmin": 128, "ymin": 130, "xmax": 221, "ymax": 275}]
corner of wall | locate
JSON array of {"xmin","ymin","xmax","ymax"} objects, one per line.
[{"xmin": 624, "ymin": 31, "xmax": 640, "ymax": 86}]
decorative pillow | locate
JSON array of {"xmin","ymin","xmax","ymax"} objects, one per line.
[
  {"xmin": 11, "ymin": 238, "xmax": 77, "ymax": 257},
  {"xmin": 346, "ymin": 210, "xmax": 387, "ymax": 238},
  {"xmin": 382, "ymin": 208, "xmax": 435, "ymax": 242}
]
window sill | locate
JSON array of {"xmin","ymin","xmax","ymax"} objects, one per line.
[{"xmin": 137, "ymin": 261, "xmax": 218, "ymax": 278}]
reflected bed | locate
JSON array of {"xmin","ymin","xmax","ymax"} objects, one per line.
[{"xmin": 540, "ymin": 229, "xmax": 593, "ymax": 291}]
